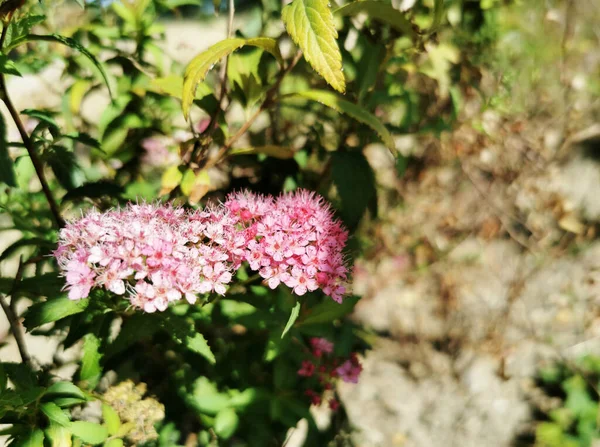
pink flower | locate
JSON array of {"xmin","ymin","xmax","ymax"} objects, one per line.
[
  {"xmin": 298, "ymin": 360, "xmax": 315, "ymax": 377},
  {"xmin": 64, "ymin": 260, "xmax": 95, "ymax": 300},
  {"xmin": 310, "ymin": 337, "xmax": 334, "ymax": 357},
  {"xmin": 336, "ymin": 357, "xmax": 362, "ymax": 384}
]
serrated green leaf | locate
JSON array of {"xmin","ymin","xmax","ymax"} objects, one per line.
[
  {"xmin": 70, "ymin": 422, "xmax": 108, "ymax": 445},
  {"xmin": 299, "ymin": 296, "xmax": 360, "ymax": 325},
  {"xmin": 102, "ymin": 404, "xmax": 121, "ymax": 436},
  {"xmin": 182, "ymin": 37, "xmax": 282, "ymax": 119},
  {"xmin": 214, "ymin": 408, "xmax": 239, "ymax": 440},
  {"xmin": 284, "ymin": 90, "xmax": 395, "ymax": 151},
  {"xmin": 0, "ymin": 113, "xmax": 16, "ymax": 187},
  {"xmin": 45, "ymin": 382, "xmax": 88, "ymax": 401},
  {"xmin": 6, "ymin": 34, "xmax": 112, "ymax": 98},
  {"xmin": 79, "ymin": 334, "xmax": 102, "ymax": 390},
  {"xmin": 281, "ymin": 301, "xmax": 300, "ymax": 339},
  {"xmin": 282, "ymin": 0, "xmax": 345, "ymax": 93},
  {"xmin": 185, "ymin": 333, "xmax": 216, "ymax": 364},
  {"xmin": 0, "ymin": 363, "xmax": 6, "ymax": 392},
  {"xmin": 23, "ymin": 296, "xmax": 89, "ymax": 330},
  {"xmin": 229, "ymin": 145, "xmax": 295, "ymax": 159},
  {"xmin": 41, "ymin": 402, "xmax": 71, "ymax": 427},
  {"xmin": 334, "ymin": 1, "xmax": 415, "ymax": 38}
]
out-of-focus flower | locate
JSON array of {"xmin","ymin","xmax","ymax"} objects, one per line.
[
  {"xmin": 310, "ymin": 337, "xmax": 334, "ymax": 357},
  {"xmin": 336, "ymin": 354, "xmax": 363, "ymax": 384},
  {"xmin": 140, "ymin": 136, "xmax": 179, "ymax": 168},
  {"xmin": 103, "ymin": 380, "xmax": 165, "ymax": 444}
]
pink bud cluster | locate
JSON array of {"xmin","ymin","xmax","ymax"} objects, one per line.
[
  {"xmin": 54, "ymin": 190, "xmax": 348, "ymax": 312},
  {"xmin": 297, "ymin": 337, "xmax": 363, "ymax": 408}
]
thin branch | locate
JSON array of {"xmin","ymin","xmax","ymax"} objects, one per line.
[
  {"xmin": 0, "ymin": 21, "xmax": 64, "ymax": 228},
  {"xmin": 204, "ymin": 51, "xmax": 303, "ymax": 169},
  {"xmin": 0, "ymin": 293, "xmax": 30, "ymax": 365}
]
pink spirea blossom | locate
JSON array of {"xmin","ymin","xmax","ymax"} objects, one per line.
[
  {"xmin": 310, "ymin": 337, "xmax": 334, "ymax": 357},
  {"xmin": 55, "ymin": 189, "xmax": 349, "ymax": 312},
  {"xmin": 336, "ymin": 354, "xmax": 363, "ymax": 384},
  {"xmin": 224, "ymin": 190, "xmax": 348, "ymax": 303},
  {"xmin": 55, "ymin": 203, "xmax": 238, "ymax": 313}
]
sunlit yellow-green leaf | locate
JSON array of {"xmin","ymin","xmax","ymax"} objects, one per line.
[
  {"xmin": 160, "ymin": 165, "xmax": 183, "ymax": 195},
  {"xmin": 229, "ymin": 145, "xmax": 295, "ymax": 159},
  {"xmin": 284, "ymin": 90, "xmax": 395, "ymax": 151},
  {"xmin": 149, "ymin": 74, "xmax": 213, "ymax": 100},
  {"xmin": 182, "ymin": 38, "xmax": 282, "ymax": 120},
  {"xmin": 334, "ymin": 1, "xmax": 415, "ymax": 39},
  {"xmin": 282, "ymin": 0, "xmax": 345, "ymax": 93}
]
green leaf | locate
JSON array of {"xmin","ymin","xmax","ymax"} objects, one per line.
[
  {"xmin": 331, "ymin": 151, "xmax": 377, "ymax": 228},
  {"xmin": 300, "ymin": 296, "xmax": 360, "ymax": 325},
  {"xmin": 105, "ymin": 314, "xmax": 162, "ymax": 358},
  {"xmin": 184, "ymin": 333, "xmax": 216, "ymax": 364},
  {"xmin": 40, "ymin": 402, "xmax": 71, "ymax": 427},
  {"xmin": 62, "ymin": 181, "xmax": 123, "ymax": 203},
  {"xmin": 0, "ymin": 54, "xmax": 22, "ymax": 76},
  {"xmin": 214, "ymin": 408, "xmax": 239, "ymax": 440},
  {"xmin": 23, "ymin": 297, "xmax": 89, "ymax": 330},
  {"xmin": 6, "ymin": 34, "xmax": 112, "ymax": 98},
  {"xmin": 3, "ymin": 362, "xmax": 37, "ymax": 390},
  {"xmin": 0, "ymin": 113, "xmax": 16, "ymax": 187},
  {"xmin": 70, "ymin": 422, "xmax": 108, "ymax": 445},
  {"xmin": 229, "ymin": 145, "xmax": 295, "ymax": 159},
  {"xmin": 103, "ymin": 440, "xmax": 124, "ymax": 447},
  {"xmin": 150, "ymin": 74, "xmax": 213, "ymax": 100},
  {"xmin": 0, "ymin": 238, "xmax": 54, "ymax": 262},
  {"xmin": 14, "ymin": 428, "xmax": 45, "ymax": 447},
  {"xmin": 102, "ymin": 404, "xmax": 121, "ymax": 436},
  {"xmin": 281, "ymin": 301, "xmax": 300, "ymax": 338},
  {"xmin": 63, "ymin": 132, "xmax": 102, "ymax": 150},
  {"xmin": 334, "ymin": 1, "xmax": 415, "ymax": 38},
  {"xmin": 79, "ymin": 334, "xmax": 102, "ymax": 390},
  {"xmin": 182, "ymin": 37, "xmax": 282, "ymax": 119},
  {"xmin": 188, "ymin": 377, "xmax": 230, "ymax": 415},
  {"xmin": 45, "ymin": 423, "xmax": 73, "ymax": 447},
  {"xmin": 284, "ymin": 90, "xmax": 395, "ymax": 151},
  {"xmin": 3, "ymin": 15, "xmax": 45, "ymax": 49},
  {"xmin": 44, "ymin": 145, "xmax": 82, "ymax": 191},
  {"xmin": 282, "ymin": 0, "xmax": 345, "ymax": 93},
  {"xmin": 45, "ymin": 382, "xmax": 88, "ymax": 401}
]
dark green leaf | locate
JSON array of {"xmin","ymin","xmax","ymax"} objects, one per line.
[
  {"xmin": 21, "ymin": 109, "xmax": 59, "ymax": 130},
  {"xmin": 184, "ymin": 333, "xmax": 216, "ymax": 364},
  {"xmin": 281, "ymin": 301, "xmax": 300, "ymax": 339},
  {"xmin": 24, "ymin": 296, "xmax": 89, "ymax": 330},
  {"xmin": 70, "ymin": 421, "xmax": 108, "ymax": 445},
  {"xmin": 0, "ymin": 363, "xmax": 6, "ymax": 392},
  {"xmin": 44, "ymin": 145, "xmax": 82, "ymax": 191},
  {"xmin": 6, "ymin": 34, "xmax": 113, "ymax": 98},
  {"xmin": 13, "ymin": 428, "xmax": 44, "ymax": 447},
  {"xmin": 62, "ymin": 181, "xmax": 123, "ymax": 203},
  {"xmin": 62, "ymin": 132, "xmax": 102, "ymax": 150},
  {"xmin": 79, "ymin": 334, "xmax": 102, "ymax": 390},
  {"xmin": 299, "ymin": 296, "xmax": 360, "ymax": 325},
  {"xmin": 0, "ymin": 113, "xmax": 16, "ymax": 187},
  {"xmin": 0, "ymin": 54, "xmax": 22, "ymax": 76},
  {"xmin": 2, "ymin": 363, "xmax": 37, "ymax": 390},
  {"xmin": 40, "ymin": 402, "xmax": 71, "ymax": 427},
  {"xmin": 106, "ymin": 313, "xmax": 162, "ymax": 358},
  {"xmin": 331, "ymin": 151, "xmax": 377, "ymax": 228}
]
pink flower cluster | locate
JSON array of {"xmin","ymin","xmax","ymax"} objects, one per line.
[
  {"xmin": 223, "ymin": 190, "xmax": 348, "ymax": 303},
  {"xmin": 54, "ymin": 190, "xmax": 348, "ymax": 312},
  {"xmin": 297, "ymin": 337, "xmax": 363, "ymax": 408}
]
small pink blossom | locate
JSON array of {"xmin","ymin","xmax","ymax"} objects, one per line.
[
  {"xmin": 336, "ymin": 357, "xmax": 362, "ymax": 384},
  {"xmin": 310, "ymin": 338, "xmax": 334, "ymax": 357}
]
